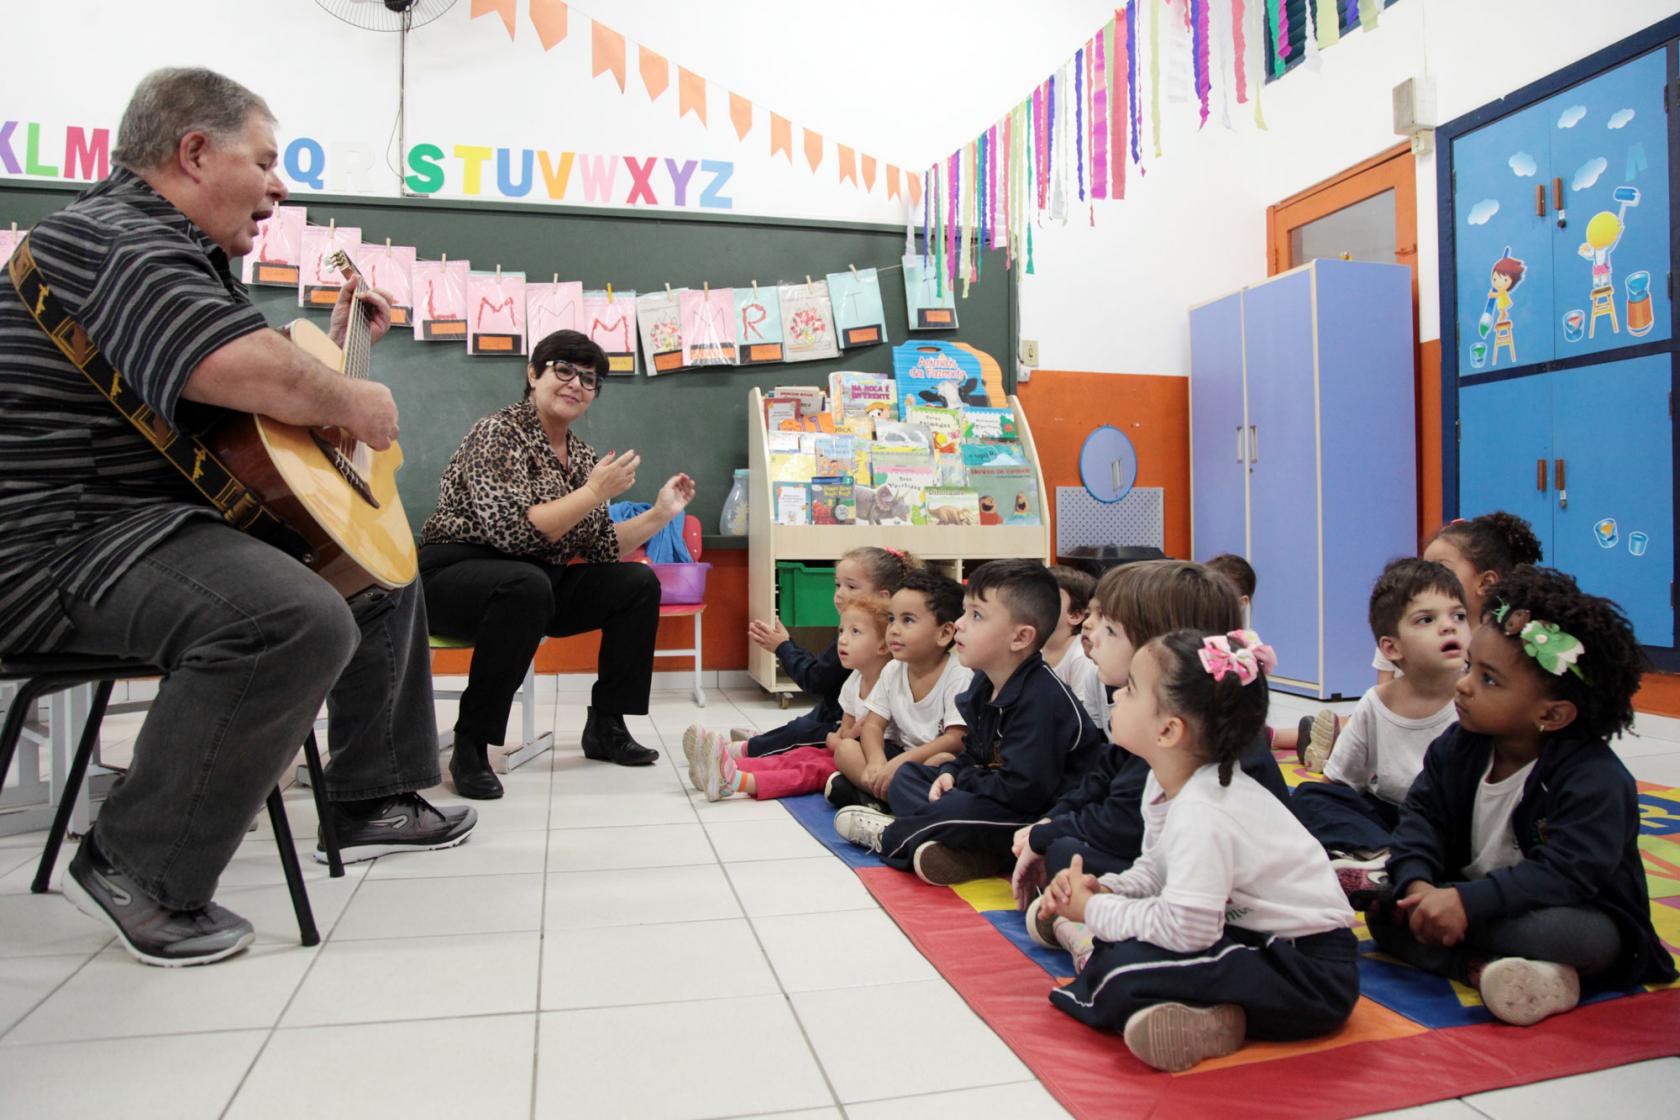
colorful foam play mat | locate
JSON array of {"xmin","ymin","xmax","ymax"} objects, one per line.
[{"xmin": 776, "ymin": 755, "xmax": 1680, "ymax": 1119}]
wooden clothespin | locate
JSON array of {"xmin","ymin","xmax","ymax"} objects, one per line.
[
  {"xmin": 328, "ymin": 218, "xmax": 335, "ymax": 234},
  {"xmin": 751, "ymin": 280, "xmax": 759, "ymax": 298},
  {"xmin": 607, "ymin": 282, "xmax": 614, "ymax": 304},
  {"xmin": 665, "ymin": 282, "xmax": 673, "ymax": 296},
  {"xmin": 703, "ymin": 280, "xmax": 710, "ymax": 295},
  {"xmin": 441, "ymin": 253, "xmax": 447, "ymax": 266},
  {"xmin": 384, "ymin": 237, "xmax": 392, "ymax": 254},
  {"xmin": 495, "ymin": 263, "xmax": 502, "ymax": 280},
  {"xmin": 805, "ymin": 274, "xmax": 813, "ymax": 293},
  {"xmin": 849, "ymin": 263, "xmax": 859, "ymax": 279},
  {"xmin": 552, "ymin": 272, "xmax": 559, "ymax": 284}
]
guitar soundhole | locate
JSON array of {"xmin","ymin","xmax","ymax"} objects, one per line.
[{"xmin": 310, "ymin": 430, "xmax": 381, "ymax": 509}]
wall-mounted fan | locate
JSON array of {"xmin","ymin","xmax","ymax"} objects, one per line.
[{"xmin": 313, "ymin": 0, "xmax": 458, "ymax": 32}]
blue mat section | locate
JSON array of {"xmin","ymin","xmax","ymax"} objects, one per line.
[
  {"xmin": 984, "ymin": 910, "xmax": 1074, "ymax": 977},
  {"xmin": 780, "ymin": 792, "xmax": 886, "ymax": 869}
]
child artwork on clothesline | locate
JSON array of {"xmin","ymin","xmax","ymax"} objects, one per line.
[
  {"xmin": 583, "ymin": 288, "xmax": 638, "ymax": 376},
  {"xmin": 0, "ymin": 224, "xmax": 26, "ymax": 267},
  {"xmin": 526, "ymin": 280, "xmax": 584, "ymax": 351},
  {"xmin": 467, "ymin": 269, "xmax": 527, "ymax": 356},
  {"xmin": 826, "ymin": 267, "xmax": 888, "ymax": 349},
  {"xmin": 242, "ymin": 206, "xmax": 305, "ymax": 287},
  {"xmin": 297, "ymin": 223, "xmax": 361, "ymax": 309},
  {"xmin": 350, "ymin": 241, "xmax": 417, "ymax": 327},
  {"xmin": 902, "ymin": 253, "xmax": 957, "ymax": 330},
  {"xmin": 734, "ymin": 284, "xmax": 785, "ymax": 365},
  {"xmin": 778, "ymin": 279, "xmax": 840, "ymax": 363},
  {"xmin": 411, "ymin": 258, "xmax": 471, "ymax": 342},
  {"xmin": 636, "ymin": 289, "xmax": 686, "ymax": 375},
  {"xmin": 680, "ymin": 285, "xmax": 738, "ymax": 366}
]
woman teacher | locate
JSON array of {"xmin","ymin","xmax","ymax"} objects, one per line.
[{"xmin": 420, "ymin": 330, "xmax": 696, "ymax": 798}]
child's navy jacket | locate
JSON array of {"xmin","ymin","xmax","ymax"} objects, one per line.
[
  {"xmin": 1387, "ymin": 724, "xmax": 1676, "ymax": 989},
  {"xmin": 777, "ymin": 637, "xmax": 847, "ymax": 723}
]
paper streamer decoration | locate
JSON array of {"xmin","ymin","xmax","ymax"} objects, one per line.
[
  {"xmin": 243, "ymin": 206, "xmax": 305, "ymax": 287},
  {"xmin": 581, "ymin": 288, "xmax": 637, "ymax": 376},
  {"xmin": 777, "ymin": 279, "xmax": 839, "ymax": 363},
  {"xmin": 828, "ymin": 268, "xmax": 887, "ymax": 349},
  {"xmin": 1191, "ymin": 0, "xmax": 1211, "ymax": 126},
  {"xmin": 903, "ymin": 253, "xmax": 957, "ymax": 331},
  {"xmin": 1232, "ymin": 0, "xmax": 1249, "ymax": 102},
  {"xmin": 349, "ymin": 241, "xmax": 416, "ymax": 327},
  {"xmin": 1316, "ymin": 0, "xmax": 1340, "ymax": 48},
  {"xmin": 734, "ymin": 285, "xmax": 785, "ymax": 365},
  {"xmin": 466, "ymin": 269, "xmax": 527, "ymax": 356},
  {"xmin": 679, "ymin": 286, "xmax": 737, "ymax": 366},
  {"xmin": 297, "ymin": 224, "xmax": 361, "ymax": 309},
  {"xmin": 412, "ymin": 258, "xmax": 471, "ymax": 342},
  {"xmin": 636, "ymin": 289, "xmax": 685, "ymax": 375},
  {"xmin": 526, "ymin": 280, "xmax": 584, "ymax": 349}
]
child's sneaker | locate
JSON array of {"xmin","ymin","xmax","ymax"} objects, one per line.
[
  {"xmin": 1024, "ymin": 893, "xmax": 1059, "ymax": 949},
  {"xmin": 701, "ymin": 741, "xmax": 739, "ymax": 803},
  {"xmin": 682, "ymin": 724, "xmax": 707, "ymax": 790},
  {"xmin": 1328, "ymin": 848, "xmax": 1388, "ymax": 909},
  {"xmin": 1122, "ymin": 1002, "xmax": 1246, "ymax": 1072},
  {"xmin": 912, "ymin": 843, "xmax": 1011, "ymax": 886},
  {"xmin": 1302, "ymin": 710, "xmax": 1340, "ymax": 772},
  {"xmin": 1052, "ymin": 916, "xmax": 1097, "ymax": 972},
  {"xmin": 729, "ymin": 727, "xmax": 755, "ymax": 744},
  {"xmin": 823, "ymin": 772, "xmax": 888, "ymax": 811},
  {"xmin": 1477, "ymin": 958, "xmax": 1580, "ymax": 1026},
  {"xmin": 833, "ymin": 805, "xmax": 893, "ymax": 852}
]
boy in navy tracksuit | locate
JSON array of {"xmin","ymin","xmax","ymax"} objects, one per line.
[
  {"xmin": 835, "ymin": 560, "xmax": 1105, "ymax": 885},
  {"xmin": 1370, "ymin": 566, "xmax": 1677, "ymax": 1025}
]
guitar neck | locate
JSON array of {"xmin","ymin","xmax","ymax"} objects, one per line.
[{"xmin": 327, "ymin": 248, "xmax": 374, "ymax": 381}]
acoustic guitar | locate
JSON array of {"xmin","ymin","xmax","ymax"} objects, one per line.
[{"xmin": 207, "ymin": 250, "xmax": 417, "ymax": 599}]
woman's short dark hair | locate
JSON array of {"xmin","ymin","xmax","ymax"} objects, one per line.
[{"xmin": 525, "ymin": 330, "xmax": 609, "ymax": 399}]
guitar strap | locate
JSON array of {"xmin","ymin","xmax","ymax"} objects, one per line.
[{"xmin": 7, "ymin": 235, "xmax": 308, "ymax": 559}]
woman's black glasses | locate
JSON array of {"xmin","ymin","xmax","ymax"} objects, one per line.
[{"xmin": 542, "ymin": 361, "xmax": 601, "ymax": 391}]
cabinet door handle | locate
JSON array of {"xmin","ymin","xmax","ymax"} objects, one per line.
[
  {"xmin": 1555, "ymin": 458, "xmax": 1567, "ymax": 509},
  {"xmin": 1535, "ymin": 183, "xmax": 1547, "ymax": 217},
  {"xmin": 1536, "ymin": 458, "xmax": 1548, "ymax": 492},
  {"xmin": 1553, "ymin": 177, "xmax": 1566, "ymax": 229},
  {"xmin": 1236, "ymin": 425, "xmax": 1246, "ymax": 463},
  {"xmin": 1249, "ymin": 425, "xmax": 1258, "ymax": 464}
]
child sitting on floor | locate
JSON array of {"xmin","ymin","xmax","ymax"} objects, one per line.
[
  {"xmin": 696, "ymin": 593, "xmax": 893, "ymax": 802},
  {"xmin": 1290, "ymin": 558, "xmax": 1467, "ymax": 902},
  {"xmin": 1204, "ymin": 552, "xmax": 1255, "ymax": 626},
  {"xmin": 1046, "ymin": 566, "xmax": 1108, "ymax": 729},
  {"xmin": 684, "ymin": 545, "xmax": 915, "ymax": 788},
  {"xmin": 1041, "ymin": 627, "xmax": 1358, "ymax": 1073},
  {"xmin": 823, "ymin": 569, "xmax": 973, "ymax": 810},
  {"xmin": 1369, "ymin": 565, "xmax": 1677, "ymax": 1025},
  {"xmin": 834, "ymin": 560, "xmax": 1106, "ymax": 886}
]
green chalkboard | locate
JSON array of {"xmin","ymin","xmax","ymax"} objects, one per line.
[{"xmin": 0, "ymin": 181, "xmax": 1017, "ymax": 533}]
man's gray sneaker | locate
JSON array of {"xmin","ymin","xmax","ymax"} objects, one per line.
[
  {"xmin": 317, "ymin": 791, "xmax": 477, "ymax": 864},
  {"xmin": 64, "ymin": 834, "xmax": 254, "ymax": 968}
]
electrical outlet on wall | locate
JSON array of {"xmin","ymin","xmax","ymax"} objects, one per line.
[{"xmin": 1020, "ymin": 339, "xmax": 1039, "ymax": 367}]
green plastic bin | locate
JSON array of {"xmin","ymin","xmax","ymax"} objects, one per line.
[{"xmin": 776, "ymin": 561, "xmax": 839, "ymax": 628}]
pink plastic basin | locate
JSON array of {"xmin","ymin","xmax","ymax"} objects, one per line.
[{"xmin": 649, "ymin": 562, "xmax": 711, "ymax": 604}]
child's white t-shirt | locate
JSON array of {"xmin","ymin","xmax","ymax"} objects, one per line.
[
  {"xmin": 1053, "ymin": 642, "xmax": 1108, "ymax": 730},
  {"xmin": 1089, "ymin": 766, "xmax": 1354, "ymax": 943},
  {"xmin": 1323, "ymin": 688, "xmax": 1457, "ymax": 805},
  {"xmin": 837, "ymin": 670, "xmax": 878, "ymax": 724},
  {"xmin": 863, "ymin": 655, "xmax": 973, "ymax": 747},
  {"xmin": 1372, "ymin": 646, "xmax": 1403, "ymax": 678},
  {"xmin": 1465, "ymin": 756, "xmax": 1536, "ymax": 878}
]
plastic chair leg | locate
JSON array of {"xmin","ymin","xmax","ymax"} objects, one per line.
[
  {"xmin": 33, "ymin": 680, "xmax": 114, "ymax": 894},
  {"xmin": 302, "ymin": 732, "xmax": 342, "ymax": 878},
  {"xmin": 267, "ymin": 786, "xmax": 319, "ymax": 947}
]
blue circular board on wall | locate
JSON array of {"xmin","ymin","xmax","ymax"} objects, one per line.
[{"xmin": 1079, "ymin": 425, "xmax": 1138, "ymax": 504}]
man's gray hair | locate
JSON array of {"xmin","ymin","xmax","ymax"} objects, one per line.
[{"xmin": 113, "ymin": 68, "xmax": 275, "ymax": 171}]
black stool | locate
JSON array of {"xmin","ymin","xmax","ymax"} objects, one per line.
[{"xmin": 0, "ymin": 655, "xmax": 343, "ymax": 947}]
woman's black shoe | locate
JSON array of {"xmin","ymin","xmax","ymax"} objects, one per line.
[
  {"xmin": 448, "ymin": 732, "xmax": 505, "ymax": 799},
  {"xmin": 581, "ymin": 708, "xmax": 660, "ymax": 766}
]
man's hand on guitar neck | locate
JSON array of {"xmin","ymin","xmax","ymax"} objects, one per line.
[{"xmin": 329, "ymin": 276, "xmax": 395, "ymax": 348}]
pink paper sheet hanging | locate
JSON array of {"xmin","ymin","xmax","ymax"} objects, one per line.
[
  {"xmin": 411, "ymin": 259, "xmax": 471, "ymax": 342},
  {"xmin": 242, "ymin": 206, "xmax": 305, "ymax": 287},
  {"xmin": 679, "ymin": 285, "xmax": 737, "ymax": 366},
  {"xmin": 349, "ymin": 242, "xmax": 417, "ymax": 327},
  {"xmin": 526, "ymin": 281, "xmax": 585, "ymax": 350},
  {"xmin": 297, "ymin": 224, "xmax": 362, "ymax": 309},
  {"xmin": 583, "ymin": 289, "xmax": 638, "ymax": 376},
  {"xmin": 467, "ymin": 270, "xmax": 528, "ymax": 356}
]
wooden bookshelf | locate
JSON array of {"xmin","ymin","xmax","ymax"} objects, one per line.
[{"xmin": 746, "ymin": 386, "xmax": 1052, "ymax": 702}]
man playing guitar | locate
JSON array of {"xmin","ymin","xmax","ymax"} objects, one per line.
[{"xmin": 0, "ymin": 68, "xmax": 474, "ymax": 966}]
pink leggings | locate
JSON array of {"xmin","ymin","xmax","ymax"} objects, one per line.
[{"xmin": 734, "ymin": 746, "xmax": 837, "ymax": 800}]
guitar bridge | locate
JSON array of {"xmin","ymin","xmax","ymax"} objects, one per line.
[{"xmin": 310, "ymin": 430, "xmax": 381, "ymax": 509}]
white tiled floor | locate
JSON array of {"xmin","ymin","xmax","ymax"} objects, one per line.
[{"xmin": 2, "ymin": 684, "xmax": 1678, "ymax": 1118}]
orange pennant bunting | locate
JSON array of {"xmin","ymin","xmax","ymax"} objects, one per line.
[
  {"xmin": 770, "ymin": 113, "xmax": 793, "ymax": 162},
  {"xmin": 906, "ymin": 171, "xmax": 922, "ymax": 208},
  {"xmin": 591, "ymin": 21, "xmax": 626, "ymax": 91},
  {"xmin": 529, "ymin": 0, "xmax": 567, "ymax": 50},
  {"xmin": 803, "ymin": 128, "xmax": 823, "ymax": 172},
  {"xmin": 639, "ymin": 44, "xmax": 669, "ymax": 100},
  {"xmin": 838, "ymin": 145, "xmax": 857, "ymax": 186},
  {"xmin": 728, "ymin": 92, "xmax": 753, "ymax": 141},
  {"xmin": 861, "ymin": 154, "xmax": 877, "ymax": 191},
  {"xmin": 678, "ymin": 67, "xmax": 707, "ymax": 125},
  {"xmin": 470, "ymin": 0, "xmax": 515, "ymax": 39},
  {"xmin": 886, "ymin": 164, "xmax": 901, "ymax": 201}
]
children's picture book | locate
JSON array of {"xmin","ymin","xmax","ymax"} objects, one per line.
[
  {"xmin": 892, "ymin": 340, "xmax": 997, "ymax": 415},
  {"xmin": 902, "ymin": 252, "xmax": 957, "ymax": 330},
  {"xmin": 935, "ymin": 456, "xmax": 968, "ymax": 489},
  {"xmin": 736, "ymin": 285, "xmax": 785, "ymax": 365},
  {"xmin": 963, "ymin": 440, "xmax": 1030, "ymax": 469},
  {"xmin": 904, "ymin": 404, "xmax": 963, "ymax": 455},
  {"xmin": 774, "ymin": 482, "xmax": 810, "ymax": 525},
  {"xmin": 636, "ymin": 289, "xmax": 686, "ymax": 376},
  {"xmin": 466, "ymin": 269, "xmax": 527, "ymax": 356},
  {"xmin": 412, "ymin": 258, "xmax": 471, "ymax": 342},
  {"xmin": 768, "ymin": 452, "xmax": 818, "ymax": 485},
  {"xmin": 813, "ymin": 434, "xmax": 868, "ymax": 481},
  {"xmin": 766, "ymin": 431, "xmax": 803, "ymax": 456},
  {"xmin": 765, "ymin": 395, "xmax": 802, "ymax": 432},
  {"xmin": 583, "ymin": 289, "xmax": 637, "ymax": 376},
  {"xmin": 869, "ymin": 462, "xmax": 935, "ymax": 526},
  {"xmin": 872, "ymin": 422, "xmax": 934, "ymax": 452},
  {"xmin": 297, "ymin": 223, "xmax": 361, "ymax": 310},
  {"xmin": 242, "ymin": 206, "xmax": 305, "ymax": 287},
  {"xmin": 526, "ymin": 280, "xmax": 584, "ymax": 350},
  {"xmin": 772, "ymin": 385, "xmax": 826, "ymax": 416},
  {"xmin": 922, "ymin": 488, "xmax": 981, "ymax": 526},
  {"xmin": 809, "ymin": 476, "xmax": 858, "ymax": 525},
  {"xmin": 826, "ymin": 267, "xmax": 888, "ymax": 349},
  {"xmin": 349, "ymin": 241, "xmax": 417, "ymax": 327},
  {"xmin": 828, "ymin": 371, "xmax": 897, "ymax": 423},
  {"xmin": 962, "ymin": 406, "xmax": 1018, "ymax": 441},
  {"xmin": 779, "ymin": 279, "xmax": 840, "ymax": 362},
  {"xmin": 835, "ymin": 414, "xmax": 876, "ymax": 439},
  {"xmin": 680, "ymin": 285, "xmax": 738, "ymax": 366},
  {"xmin": 970, "ymin": 464, "xmax": 1040, "ymax": 525}
]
